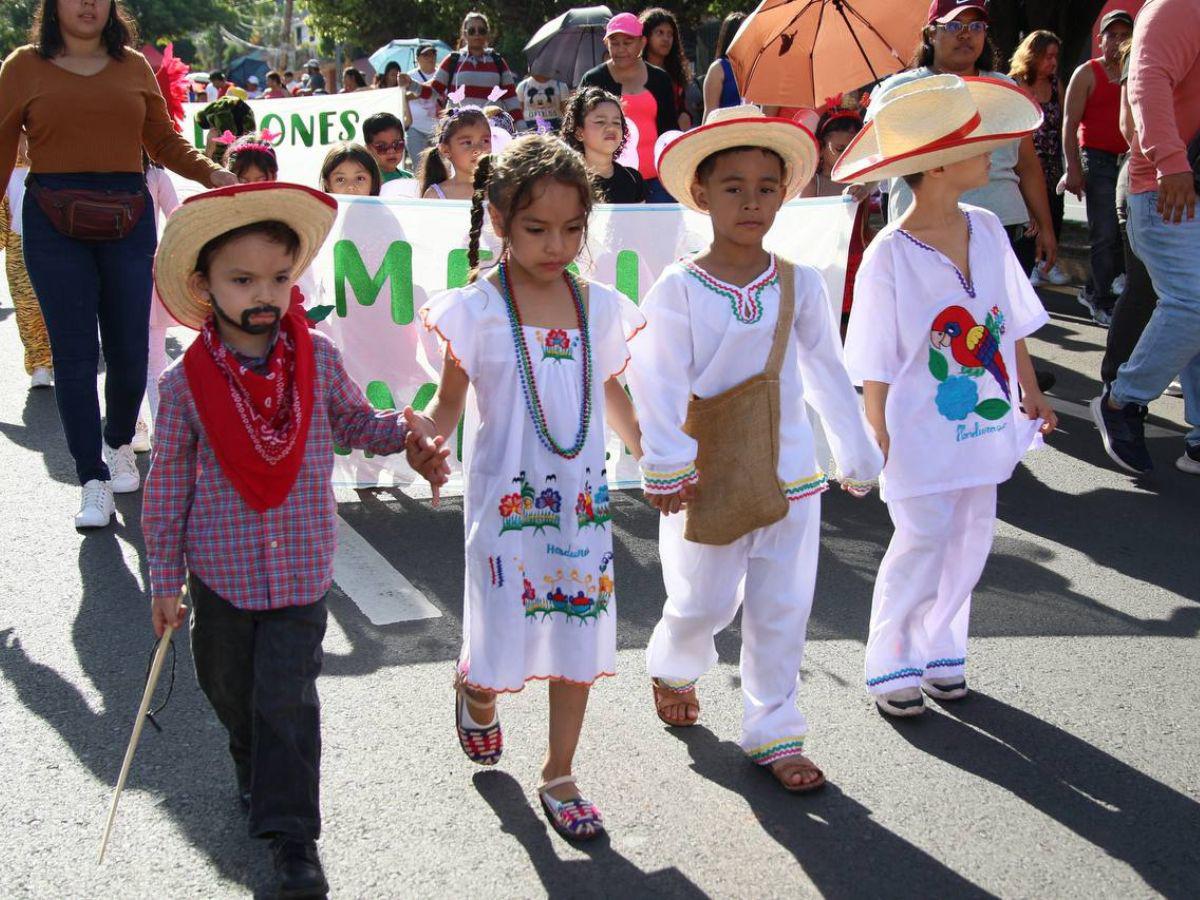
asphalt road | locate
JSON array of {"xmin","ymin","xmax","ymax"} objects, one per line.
[{"xmin": 0, "ymin": 270, "xmax": 1197, "ymax": 899}]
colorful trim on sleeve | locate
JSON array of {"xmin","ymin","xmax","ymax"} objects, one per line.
[
  {"xmin": 746, "ymin": 736, "xmax": 806, "ymax": 767},
  {"xmin": 642, "ymin": 462, "xmax": 699, "ymax": 495},
  {"xmin": 781, "ymin": 472, "xmax": 829, "ymax": 501}
]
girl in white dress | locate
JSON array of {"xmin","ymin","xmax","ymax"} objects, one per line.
[{"xmin": 416, "ymin": 134, "xmax": 643, "ymax": 840}]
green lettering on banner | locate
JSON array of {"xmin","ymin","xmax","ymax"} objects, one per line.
[
  {"xmin": 318, "ymin": 110, "xmax": 336, "ymax": 145},
  {"xmin": 290, "ymin": 113, "xmax": 314, "ymax": 147},
  {"xmin": 338, "ymin": 110, "xmax": 360, "ymax": 141},
  {"xmin": 446, "ymin": 248, "xmax": 494, "ymax": 289},
  {"xmin": 334, "ymin": 239, "xmax": 415, "ymax": 324},
  {"xmin": 260, "ymin": 113, "xmax": 285, "ymax": 143},
  {"xmin": 616, "ymin": 250, "xmax": 640, "ymax": 304}
]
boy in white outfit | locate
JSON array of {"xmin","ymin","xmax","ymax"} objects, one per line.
[
  {"xmin": 628, "ymin": 106, "xmax": 884, "ymax": 792},
  {"xmin": 835, "ymin": 75, "xmax": 1058, "ymax": 717}
]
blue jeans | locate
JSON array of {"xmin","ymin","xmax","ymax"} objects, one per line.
[
  {"xmin": 1112, "ymin": 191, "xmax": 1200, "ymax": 445},
  {"xmin": 1082, "ymin": 148, "xmax": 1125, "ymax": 309},
  {"xmin": 22, "ymin": 172, "xmax": 155, "ymax": 484}
]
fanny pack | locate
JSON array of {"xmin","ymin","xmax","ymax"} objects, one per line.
[{"xmin": 27, "ymin": 177, "xmax": 146, "ymax": 241}]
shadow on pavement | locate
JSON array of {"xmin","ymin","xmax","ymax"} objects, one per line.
[
  {"xmin": 472, "ymin": 769, "xmax": 707, "ymax": 899},
  {"xmin": 0, "ymin": 389, "xmax": 76, "ymax": 485},
  {"xmin": 889, "ymin": 692, "xmax": 1200, "ymax": 897},
  {"xmin": 675, "ymin": 726, "xmax": 993, "ymax": 899}
]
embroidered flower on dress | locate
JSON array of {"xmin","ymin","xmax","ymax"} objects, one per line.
[{"xmin": 935, "ymin": 375, "xmax": 980, "ymax": 421}]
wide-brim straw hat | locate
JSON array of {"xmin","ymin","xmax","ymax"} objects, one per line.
[
  {"xmin": 155, "ymin": 182, "xmax": 337, "ymax": 331},
  {"xmin": 656, "ymin": 104, "xmax": 819, "ymax": 214},
  {"xmin": 832, "ymin": 74, "xmax": 1042, "ymax": 183}
]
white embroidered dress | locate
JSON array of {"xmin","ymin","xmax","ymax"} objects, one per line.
[{"xmin": 420, "ymin": 278, "xmax": 644, "ymax": 692}]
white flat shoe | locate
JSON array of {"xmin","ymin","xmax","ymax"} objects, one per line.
[
  {"xmin": 104, "ymin": 442, "xmax": 140, "ymax": 493},
  {"xmin": 922, "ymin": 677, "xmax": 969, "ymax": 701},
  {"xmin": 875, "ymin": 687, "xmax": 925, "ymax": 717},
  {"xmin": 130, "ymin": 418, "xmax": 151, "ymax": 453},
  {"xmin": 75, "ymin": 479, "xmax": 114, "ymax": 528}
]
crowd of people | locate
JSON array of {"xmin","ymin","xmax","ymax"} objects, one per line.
[{"xmin": 0, "ymin": 0, "xmax": 1197, "ymax": 897}]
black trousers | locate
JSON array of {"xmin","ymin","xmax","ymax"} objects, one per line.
[
  {"xmin": 189, "ymin": 574, "xmax": 327, "ymax": 841},
  {"xmin": 1101, "ymin": 162, "xmax": 1159, "ymax": 385}
]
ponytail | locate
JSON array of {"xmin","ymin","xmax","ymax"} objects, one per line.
[
  {"xmin": 418, "ymin": 146, "xmax": 450, "ymax": 197},
  {"xmin": 467, "ymin": 155, "xmax": 494, "ymax": 282}
]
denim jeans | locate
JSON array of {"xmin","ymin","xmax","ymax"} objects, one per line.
[
  {"xmin": 1082, "ymin": 148, "xmax": 1125, "ymax": 309},
  {"xmin": 1113, "ymin": 191, "xmax": 1200, "ymax": 445},
  {"xmin": 22, "ymin": 172, "xmax": 155, "ymax": 484},
  {"xmin": 189, "ymin": 575, "xmax": 328, "ymax": 841}
]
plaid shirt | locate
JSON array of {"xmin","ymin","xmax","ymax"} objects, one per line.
[{"xmin": 143, "ymin": 331, "xmax": 408, "ymax": 610}]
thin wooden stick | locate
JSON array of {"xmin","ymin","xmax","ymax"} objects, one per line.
[{"xmin": 97, "ymin": 624, "xmax": 175, "ymax": 864}]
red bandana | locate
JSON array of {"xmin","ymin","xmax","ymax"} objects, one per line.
[{"xmin": 184, "ymin": 305, "xmax": 315, "ymax": 512}]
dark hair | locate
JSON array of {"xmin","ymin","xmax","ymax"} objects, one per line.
[
  {"xmin": 815, "ymin": 111, "xmax": 863, "ymax": 144},
  {"xmin": 715, "ymin": 13, "xmax": 746, "ymax": 60},
  {"xmin": 561, "ymin": 87, "xmax": 629, "ymax": 160},
  {"xmin": 267, "ymin": 70, "xmax": 283, "ymax": 87},
  {"xmin": 385, "ymin": 61, "xmax": 402, "ymax": 73},
  {"xmin": 32, "ymin": 0, "xmax": 137, "ymax": 60},
  {"xmin": 912, "ymin": 25, "xmax": 998, "ymax": 73},
  {"xmin": 320, "ymin": 141, "xmax": 382, "ymax": 195},
  {"xmin": 363, "ymin": 112, "xmax": 405, "ymax": 144},
  {"xmin": 640, "ymin": 8, "xmax": 692, "ymax": 91},
  {"xmin": 467, "ymin": 134, "xmax": 593, "ymax": 280},
  {"xmin": 195, "ymin": 221, "xmax": 300, "ymax": 276},
  {"xmin": 343, "ymin": 67, "xmax": 367, "ymax": 90},
  {"xmin": 285, "ymin": 69, "xmax": 295, "ymax": 79},
  {"xmin": 226, "ymin": 137, "xmax": 279, "ymax": 180},
  {"xmin": 901, "ymin": 172, "xmax": 925, "ymax": 189},
  {"xmin": 419, "ymin": 107, "xmax": 490, "ymax": 196},
  {"xmin": 695, "ymin": 145, "xmax": 786, "ymax": 184},
  {"xmin": 211, "ymin": 71, "xmax": 226, "ymax": 82}
]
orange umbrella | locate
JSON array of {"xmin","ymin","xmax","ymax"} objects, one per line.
[{"xmin": 727, "ymin": 0, "xmax": 927, "ymax": 108}]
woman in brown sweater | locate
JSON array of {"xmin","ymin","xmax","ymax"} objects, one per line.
[{"xmin": 0, "ymin": 0, "xmax": 234, "ymax": 528}]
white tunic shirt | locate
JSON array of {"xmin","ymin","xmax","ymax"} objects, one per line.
[
  {"xmin": 628, "ymin": 255, "xmax": 883, "ymax": 499},
  {"xmin": 844, "ymin": 205, "xmax": 1049, "ymax": 502}
]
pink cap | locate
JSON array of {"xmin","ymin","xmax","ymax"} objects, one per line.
[
  {"xmin": 926, "ymin": 0, "xmax": 989, "ymax": 25},
  {"xmin": 605, "ymin": 12, "xmax": 643, "ymax": 39}
]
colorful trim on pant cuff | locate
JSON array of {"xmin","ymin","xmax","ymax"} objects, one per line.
[
  {"xmin": 925, "ymin": 657, "xmax": 966, "ymax": 670},
  {"xmin": 746, "ymin": 736, "xmax": 807, "ymax": 766},
  {"xmin": 642, "ymin": 463, "xmax": 699, "ymax": 495},
  {"xmin": 782, "ymin": 472, "xmax": 829, "ymax": 501},
  {"xmin": 866, "ymin": 667, "xmax": 924, "ymax": 688},
  {"xmin": 655, "ymin": 677, "xmax": 698, "ymax": 694}
]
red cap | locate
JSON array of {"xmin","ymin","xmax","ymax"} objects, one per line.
[{"xmin": 927, "ymin": 0, "xmax": 990, "ymax": 25}]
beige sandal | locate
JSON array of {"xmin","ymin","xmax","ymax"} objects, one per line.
[
  {"xmin": 651, "ymin": 678, "xmax": 700, "ymax": 727},
  {"xmin": 767, "ymin": 755, "xmax": 826, "ymax": 793}
]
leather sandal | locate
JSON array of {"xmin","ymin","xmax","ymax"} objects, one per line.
[
  {"xmin": 651, "ymin": 677, "xmax": 699, "ymax": 727},
  {"xmin": 766, "ymin": 754, "xmax": 826, "ymax": 794},
  {"xmin": 454, "ymin": 672, "xmax": 502, "ymax": 766},
  {"xmin": 538, "ymin": 775, "xmax": 605, "ymax": 841}
]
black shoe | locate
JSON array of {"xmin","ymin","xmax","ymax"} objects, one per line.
[
  {"xmin": 1091, "ymin": 389, "xmax": 1153, "ymax": 473},
  {"xmin": 1035, "ymin": 369, "xmax": 1056, "ymax": 394},
  {"xmin": 270, "ymin": 837, "xmax": 328, "ymax": 899}
]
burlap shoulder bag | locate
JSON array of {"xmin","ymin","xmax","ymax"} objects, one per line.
[{"xmin": 682, "ymin": 259, "xmax": 795, "ymax": 545}]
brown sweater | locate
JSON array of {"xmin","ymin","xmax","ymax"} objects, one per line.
[{"xmin": 0, "ymin": 45, "xmax": 220, "ymax": 197}]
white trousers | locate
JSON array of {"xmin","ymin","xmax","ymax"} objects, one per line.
[
  {"xmin": 647, "ymin": 496, "xmax": 820, "ymax": 765},
  {"xmin": 864, "ymin": 484, "xmax": 997, "ymax": 694}
]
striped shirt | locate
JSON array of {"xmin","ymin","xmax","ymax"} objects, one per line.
[
  {"xmin": 143, "ymin": 331, "xmax": 409, "ymax": 611},
  {"xmin": 414, "ymin": 49, "xmax": 522, "ymax": 121}
]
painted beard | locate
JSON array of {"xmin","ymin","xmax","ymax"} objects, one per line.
[{"xmin": 213, "ymin": 298, "xmax": 282, "ymax": 335}]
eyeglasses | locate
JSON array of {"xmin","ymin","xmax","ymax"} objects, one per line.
[
  {"xmin": 371, "ymin": 139, "xmax": 405, "ymax": 154},
  {"xmin": 939, "ymin": 20, "xmax": 989, "ymax": 35},
  {"xmin": 465, "ymin": 26, "xmax": 488, "ymax": 36}
]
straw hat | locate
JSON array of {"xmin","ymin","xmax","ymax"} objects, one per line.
[
  {"xmin": 154, "ymin": 182, "xmax": 337, "ymax": 330},
  {"xmin": 656, "ymin": 104, "xmax": 819, "ymax": 214},
  {"xmin": 831, "ymin": 74, "xmax": 1042, "ymax": 183}
]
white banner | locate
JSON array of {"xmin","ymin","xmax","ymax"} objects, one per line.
[
  {"xmin": 180, "ymin": 88, "xmax": 405, "ymax": 193},
  {"xmin": 302, "ymin": 195, "xmax": 857, "ymax": 492}
]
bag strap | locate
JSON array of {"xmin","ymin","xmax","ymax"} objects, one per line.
[{"xmin": 764, "ymin": 257, "xmax": 795, "ymax": 377}]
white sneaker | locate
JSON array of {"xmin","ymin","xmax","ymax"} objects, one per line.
[
  {"xmin": 104, "ymin": 442, "xmax": 140, "ymax": 493},
  {"xmin": 75, "ymin": 479, "xmax": 115, "ymax": 528},
  {"xmin": 1028, "ymin": 265, "xmax": 1043, "ymax": 287},
  {"xmin": 130, "ymin": 418, "xmax": 151, "ymax": 453},
  {"xmin": 1046, "ymin": 264, "xmax": 1071, "ymax": 286},
  {"xmin": 30, "ymin": 367, "xmax": 53, "ymax": 389},
  {"xmin": 1165, "ymin": 379, "xmax": 1184, "ymax": 398},
  {"xmin": 1111, "ymin": 274, "xmax": 1127, "ymax": 296}
]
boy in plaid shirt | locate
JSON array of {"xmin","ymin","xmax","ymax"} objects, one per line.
[{"xmin": 143, "ymin": 183, "xmax": 446, "ymax": 897}]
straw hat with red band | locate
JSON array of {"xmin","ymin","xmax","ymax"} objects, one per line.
[
  {"xmin": 656, "ymin": 104, "xmax": 819, "ymax": 214},
  {"xmin": 831, "ymin": 74, "xmax": 1042, "ymax": 184},
  {"xmin": 154, "ymin": 182, "xmax": 337, "ymax": 331}
]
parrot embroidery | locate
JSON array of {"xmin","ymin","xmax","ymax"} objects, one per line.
[{"xmin": 929, "ymin": 305, "xmax": 1010, "ymax": 400}]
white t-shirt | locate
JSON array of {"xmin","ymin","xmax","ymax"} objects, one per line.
[
  {"xmin": 5, "ymin": 167, "xmax": 28, "ymax": 235},
  {"xmin": 517, "ymin": 76, "xmax": 568, "ymax": 129},
  {"xmin": 406, "ymin": 67, "xmax": 440, "ymax": 133},
  {"xmin": 844, "ymin": 205, "xmax": 1049, "ymax": 502}
]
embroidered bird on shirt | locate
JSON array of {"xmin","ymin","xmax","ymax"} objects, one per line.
[{"xmin": 930, "ymin": 305, "xmax": 1010, "ymax": 399}]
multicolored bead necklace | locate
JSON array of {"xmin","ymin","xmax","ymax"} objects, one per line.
[
  {"xmin": 898, "ymin": 211, "xmax": 976, "ymax": 298},
  {"xmin": 499, "ymin": 260, "xmax": 592, "ymax": 459},
  {"xmin": 682, "ymin": 256, "xmax": 779, "ymax": 324}
]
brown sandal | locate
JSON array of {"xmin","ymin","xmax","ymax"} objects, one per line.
[
  {"xmin": 767, "ymin": 755, "xmax": 826, "ymax": 793},
  {"xmin": 651, "ymin": 678, "xmax": 700, "ymax": 727}
]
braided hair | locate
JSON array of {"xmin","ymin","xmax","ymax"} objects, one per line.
[
  {"xmin": 419, "ymin": 107, "xmax": 490, "ymax": 197},
  {"xmin": 466, "ymin": 134, "xmax": 594, "ymax": 282}
]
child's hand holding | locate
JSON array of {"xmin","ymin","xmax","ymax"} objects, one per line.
[
  {"xmin": 151, "ymin": 593, "xmax": 187, "ymax": 638},
  {"xmin": 403, "ymin": 406, "xmax": 451, "ymax": 504},
  {"xmin": 873, "ymin": 428, "xmax": 890, "ymax": 462},
  {"xmin": 1021, "ymin": 391, "xmax": 1058, "ymax": 435},
  {"xmin": 646, "ymin": 481, "xmax": 697, "ymax": 516}
]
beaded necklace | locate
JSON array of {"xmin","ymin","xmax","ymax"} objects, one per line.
[
  {"xmin": 897, "ymin": 211, "xmax": 976, "ymax": 298},
  {"xmin": 682, "ymin": 255, "xmax": 779, "ymax": 324},
  {"xmin": 499, "ymin": 261, "xmax": 592, "ymax": 459}
]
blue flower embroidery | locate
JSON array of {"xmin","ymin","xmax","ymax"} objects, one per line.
[{"xmin": 935, "ymin": 375, "xmax": 979, "ymax": 421}]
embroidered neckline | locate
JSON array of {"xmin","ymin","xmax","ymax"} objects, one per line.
[
  {"xmin": 682, "ymin": 255, "xmax": 779, "ymax": 324},
  {"xmin": 897, "ymin": 211, "xmax": 976, "ymax": 298}
]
